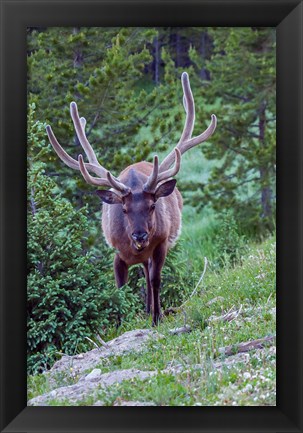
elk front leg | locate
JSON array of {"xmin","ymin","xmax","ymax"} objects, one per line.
[
  {"xmin": 113, "ymin": 254, "xmax": 129, "ymax": 327},
  {"xmin": 150, "ymin": 242, "xmax": 167, "ymax": 326},
  {"xmin": 143, "ymin": 260, "xmax": 152, "ymax": 314},
  {"xmin": 114, "ymin": 254, "xmax": 129, "ymax": 288}
]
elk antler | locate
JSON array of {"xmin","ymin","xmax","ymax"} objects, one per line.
[
  {"xmin": 159, "ymin": 72, "xmax": 217, "ymax": 172},
  {"xmin": 143, "ymin": 72, "xmax": 215, "ymax": 193},
  {"xmin": 143, "ymin": 148, "xmax": 181, "ymax": 193},
  {"xmin": 46, "ymin": 102, "xmax": 130, "ymax": 195}
]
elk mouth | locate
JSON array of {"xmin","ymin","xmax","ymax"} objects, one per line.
[
  {"xmin": 130, "ymin": 231, "xmax": 150, "ymax": 252},
  {"xmin": 132, "ymin": 239, "xmax": 149, "ymax": 252}
]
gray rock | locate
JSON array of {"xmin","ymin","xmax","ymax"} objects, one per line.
[
  {"xmin": 50, "ymin": 329, "xmax": 161, "ymax": 379},
  {"xmin": 81, "ymin": 368, "xmax": 102, "ymax": 382},
  {"xmin": 28, "ymin": 368, "xmax": 157, "ymax": 406}
]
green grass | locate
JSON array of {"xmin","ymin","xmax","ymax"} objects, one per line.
[
  {"xmin": 179, "ymin": 204, "xmax": 218, "ymax": 265},
  {"xmin": 28, "ymin": 235, "xmax": 276, "ymax": 406},
  {"xmin": 96, "ymin": 236, "xmax": 276, "ymax": 406}
]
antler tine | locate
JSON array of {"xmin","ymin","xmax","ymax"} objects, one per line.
[
  {"xmin": 46, "ymin": 125, "xmax": 80, "ymax": 170},
  {"xmin": 181, "ymin": 114, "xmax": 217, "ymax": 150},
  {"xmin": 179, "ymin": 72, "xmax": 195, "ymax": 143},
  {"xmin": 80, "ymin": 117, "xmax": 86, "ymax": 129},
  {"xmin": 78, "ymin": 155, "xmax": 111, "ymax": 187},
  {"xmin": 159, "ymin": 72, "xmax": 217, "ymax": 173},
  {"xmin": 106, "ymin": 171, "xmax": 131, "ymax": 195},
  {"xmin": 70, "ymin": 102, "xmax": 107, "ymax": 177},
  {"xmin": 47, "ymin": 105, "xmax": 130, "ymax": 194},
  {"xmin": 78, "ymin": 155, "xmax": 130, "ymax": 194},
  {"xmin": 46, "ymin": 125, "xmax": 104, "ymax": 175},
  {"xmin": 143, "ymin": 150, "xmax": 180, "ymax": 193},
  {"xmin": 143, "ymin": 155, "xmax": 159, "ymax": 193},
  {"xmin": 157, "ymin": 148, "xmax": 181, "ymax": 183}
]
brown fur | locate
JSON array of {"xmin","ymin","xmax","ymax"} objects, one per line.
[{"xmin": 99, "ymin": 162, "xmax": 183, "ymax": 325}]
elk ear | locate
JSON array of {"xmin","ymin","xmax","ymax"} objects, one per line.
[
  {"xmin": 96, "ymin": 190, "xmax": 122, "ymax": 204},
  {"xmin": 154, "ymin": 179, "xmax": 177, "ymax": 200}
]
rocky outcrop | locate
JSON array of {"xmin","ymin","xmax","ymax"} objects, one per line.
[
  {"xmin": 50, "ymin": 329, "xmax": 161, "ymax": 377},
  {"xmin": 28, "ymin": 328, "xmax": 276, "ymax": 407},
  {"xmin": 28, "ymin": 368, "xmax": 158, "ymax": 406},
  {"xmin": 28, "ymin": 329, "xmax": 162, "ymax": 406}
]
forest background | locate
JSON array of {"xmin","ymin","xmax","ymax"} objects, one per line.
[{"xmin": 27, "ymin": 27, "xmax": 276, "ymax": 377}]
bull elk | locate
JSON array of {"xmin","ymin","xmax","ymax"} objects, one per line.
[{"xmin": 46, "ymin": 72, "xmax": 217, "ymax": 325}]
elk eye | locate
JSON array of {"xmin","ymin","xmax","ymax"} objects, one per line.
[
  {"xmin": 122, "ymin": 208, "xmax": 127, "ymax": 214},
  {"xmin": 150, "ymin": 204, "xmax": 156, "ymax": 212}
]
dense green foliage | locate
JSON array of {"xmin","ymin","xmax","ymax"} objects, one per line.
[
  {"xmin": 27, "ymin": 106, "xmax": 140, "ymax": 373},
  {"xmin": 27, "ymin": 27, "xmax": 276, "ymax": 377},
  {"xmin": 191, "ymin": 28, "xmax": 276, "ymax": 234}
]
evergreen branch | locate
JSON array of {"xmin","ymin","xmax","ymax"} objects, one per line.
[
  {"xmin": 219, "ymin": 139, "xmax": 248, "ymax": 155},
  {"xmin": 203, "ymin": 176, "xmax": 259, "ymax": 197},
  {"xmin": 100, "ymin": 101, "xmax": 164, "ymax": 138},
  {"xmin": 222, "ymin": 92, "xmax": 251, "ymax": 103}
]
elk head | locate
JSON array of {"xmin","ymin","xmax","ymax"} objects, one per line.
[{"xmin": 94, "ymin": 151, "xmax": 180, "ymax": 252}]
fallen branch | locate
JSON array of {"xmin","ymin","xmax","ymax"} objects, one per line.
[
  {"xmin": 96, "ymin": 334, "xmax": 110, "ymax": 348},
  {"xmin": 85, "ymin": 336, "xmax": 100, "ymax": 350},
  {"xmin": 209, "ymin": 304, "xmax": 243, "ymax": 323},
  {"xmin": 169, "ymin": 325, "xmax": 192, "ymax": 335},
  {"xmin": 218, "ymin": 335, "xmax": 276, "ymax": 357}
]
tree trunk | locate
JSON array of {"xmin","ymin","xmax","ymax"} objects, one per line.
[
  {"xmin": 153, "ymin": 36, "xmax": 160, "ymax": 85},
  {"xmin": 176, "ymin": 31, "xmax": 181, "ymax": 67},
  {"xmin": 258, "ymin": 101, "xmax": 273, "ymax": 227},
  {"xmin": 200, "ymin": 32, "xmax": 210, "ymax": 81},
  {"xmin": 73, "ymin": 27, "xmax": 84, "ymax": 68}
]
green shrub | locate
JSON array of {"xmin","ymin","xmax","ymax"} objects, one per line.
[
  {"xmin": 27, "ymin": 165, "xmax": 141, "ymax": 374},
  {"xmin": 27, "ymin": 108, "xmax": 140, "ymax": 374},
  {"xmin": 212, "ymin": 210, "xmax": 247, "ymax": 267}
]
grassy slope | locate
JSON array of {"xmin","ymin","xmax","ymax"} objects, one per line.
[
  {"xmin": 102, "ymin": 236, "xmax": 276, "ymax": 406},
  {"xmin": 28, "ymin": 236, "xmax": 276, "ymax": 406},
  {"xmin": 28, "ymin": 148, "xmax": 276, "ymax": 406}
]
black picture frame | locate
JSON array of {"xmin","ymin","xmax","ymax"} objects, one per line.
[{"xmin": 1, "ymin": 0, "xmax": 302, "ymax": 432}]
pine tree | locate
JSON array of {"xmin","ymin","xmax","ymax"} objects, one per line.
[
  {"xmin": 191, "ymin": 27, "xmax": 276, "ymax": 235},
  {"xmin": 28, "ymin": 27, "xmax": 161, "ymax": 180}
]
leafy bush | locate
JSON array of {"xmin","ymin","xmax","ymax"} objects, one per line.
[{"xmin": 27, "ymin": 164, "xmax": 141, "ymax": 374}]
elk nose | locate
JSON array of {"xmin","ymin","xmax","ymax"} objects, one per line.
[{"xmin": 132, "ymin": 232, "xmax": 148, "ymax": 242}]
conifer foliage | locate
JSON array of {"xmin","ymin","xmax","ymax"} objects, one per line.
[
  {"xmin": 27, "ymin": 105, "xmax": 140, "ymax": 374},
  {"xmin": 191, "ymin": 28, "xmax": 276, "ymax": 234}
]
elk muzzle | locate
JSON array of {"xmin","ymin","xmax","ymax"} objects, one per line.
[{"xmin": 131, "ymin": 231, "xmax": 149, "ymax": 251}]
